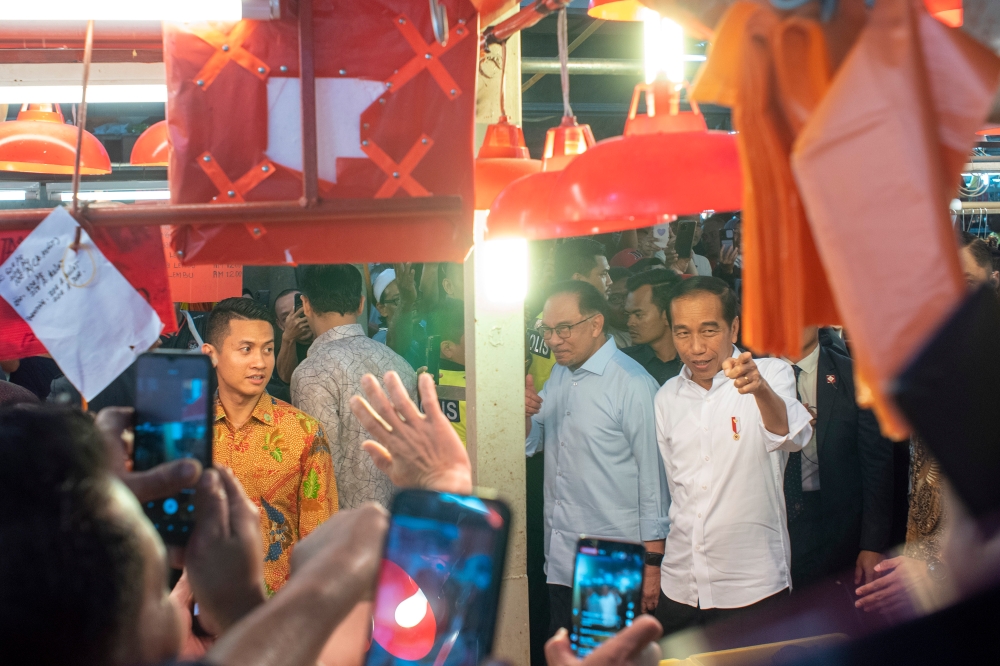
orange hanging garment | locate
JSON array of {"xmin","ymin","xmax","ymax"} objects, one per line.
[
  {"xmin": 692, "ymin": 2, "xmax": 841, "ymax": 359},
  {"xmin": 791, "ymin": 0, "xmax": 1000, "ymax": 438}
]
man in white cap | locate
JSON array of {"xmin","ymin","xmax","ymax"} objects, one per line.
[{"xmin": 371, "ymin": 268, "xmax": 399, "ymax": 344}]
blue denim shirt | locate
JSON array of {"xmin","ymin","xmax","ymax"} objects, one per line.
[{"xmin": 527, "ymin": 337, "xmax": 671, "ymax": 586}]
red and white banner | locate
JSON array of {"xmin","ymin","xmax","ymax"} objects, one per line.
[{"xmin": 0, "ymin": 224, "xmax": 177, "ymax": 359}]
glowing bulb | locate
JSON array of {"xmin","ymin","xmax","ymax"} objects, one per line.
[
  {"xmin": 643, "ymin": 12, "xmax": 685, "ymax": 85},
  {"xmin": 478, "ymin": 215, "xmax": 528, "ymax": 306},
  {"xmin": 394, "ymin": 588, "xmax": 428, "ymax": 629}
]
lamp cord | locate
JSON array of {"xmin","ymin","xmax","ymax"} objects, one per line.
[
  {"xmin": 70, "ymin": 19, "xmax": 94, "ymax": 250},
  {"xmin": 557, "ymin": 8, "xmax": 573, "ymax": 119},
  {"xmin": 499, "ymin": 41, "xmax": 507, "ymax": 118}
]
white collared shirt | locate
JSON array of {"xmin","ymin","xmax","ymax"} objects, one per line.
[
  {"xmin": 780, "ymin": 344, "xmax": 821, "ymax": 491},
  {"xmin": 655, "ymin": 347, "xmax": 813, "ymax": 609}
]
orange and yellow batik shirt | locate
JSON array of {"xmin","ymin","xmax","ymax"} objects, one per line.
[{"xmin": 213, "ymin": 392, "xmax": 337, "ymax": 594}]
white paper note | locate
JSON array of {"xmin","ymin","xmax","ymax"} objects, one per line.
[{"xmin": 0, "ymin": 207, "xmax": 163, "ymax": 400}]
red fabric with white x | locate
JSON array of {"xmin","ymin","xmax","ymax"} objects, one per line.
[{"xmin": 163, "ymin": 0, "xmax": 477, "ymax": 265}]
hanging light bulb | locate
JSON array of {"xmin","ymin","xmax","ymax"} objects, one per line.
[
  {"xmin": 644, "ymin": 12, "xmax": 685, "ymax": 85},
  {"xmin": 542, "ymin": 8, "xmax": 596, "ymax": 172}
]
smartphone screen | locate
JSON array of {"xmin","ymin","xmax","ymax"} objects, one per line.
[
  {"xmin": 571, "ymin": 538, "xmax": 645, "ymax": 657},
  {"xmin": 133, "ymin": 352, "xmax": 214, "ymax": 545},
  {"xmin": 366, "ymin": 490, "xmax": 510, "ymax": 666}
]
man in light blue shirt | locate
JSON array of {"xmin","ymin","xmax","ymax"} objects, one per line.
[{"xmin": 524, "ymin": 280, "xmax": 670, "ymax": 638}]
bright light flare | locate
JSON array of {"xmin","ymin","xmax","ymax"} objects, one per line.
[
  {"xmin": 0, "ymin": 191, "xmax": 27, "ymax": 201},
  {"xmin": 2, "ymin": 0, "xmax": 242, "ymax": 21},
  {"xmin": 643, "ymin": 11, "xmax": 685, "ymax": 85},
  {"xmin": 0, "ymin": 85, "xmax": 167, "ymax": 104},
  {"xmin": 479, "ymin": 224, "xmax": 528, "ymax": 305}
]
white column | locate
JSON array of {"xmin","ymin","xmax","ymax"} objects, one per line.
[
  {"xmin": 467, "ymin": 10, "xmax": 530, "ymax": 665},
  {"xmin": 465, "ymin": 213, "xmax": 529, "ymax": 666}
]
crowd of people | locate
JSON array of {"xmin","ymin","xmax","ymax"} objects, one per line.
[{"xmin": 3, "ymin": 216, "xmax": 1000, "ymax": 665}]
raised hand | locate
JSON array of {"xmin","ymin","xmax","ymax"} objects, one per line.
[
  {"xmin": 350, "ymin": 371, "xmax": 472, "ymax": 495},
  {"xmin": 525, "ymin": 374, "xmax": 542, "ymax": 417},
  {"xmin": 545, "ymin": 615, "xmax": 662, "ymax": 666},
  {"xmin": 185, "ymin": 468, "xmax": 267, "ymax": 635},
  {"xmin": 95, "ymin": 406, "xmax": 202, "ymax": 503},
  {"xmin": 722, "ymin": 351, "xmax": 765, "ymax": 395}
]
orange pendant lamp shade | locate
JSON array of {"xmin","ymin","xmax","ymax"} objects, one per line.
[
  {"xmin": 0, "ymin": 103, "xmax": 111, "ymax": 175},
  {"xmin": 479, "ymin": 116, "xmax": 530, "ymax": 158},
  {"xmin": 474, "ymin": 115, "xmax": 541, "ymax": 210},
  {"xmin": 547, "ymin": 129, "xmax": 742, "ymax": 228},
  {"xmin": 130, "ymin": 120, "xmax": 170, "ymax": 166},
  {"xmin": 542, "ymin": 116, "xmax": 597, "ymax": 172},
  {"xmin": 588, "ymin": 0, "xmax": 652, "ymax": 21}
]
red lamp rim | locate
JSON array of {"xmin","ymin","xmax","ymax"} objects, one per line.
[{"xmin": 130, "ymin": 119, "xmax": 170, "ymax": 167}]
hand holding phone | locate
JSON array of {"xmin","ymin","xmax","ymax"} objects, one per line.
[
  {"xmin": 570, "ymin": 538, "xmax": 646, "ymax": 657},
  {"xmin": 133, "ymin": 351, "xmax": 215, "ymax": 545},
  {"xmin": 365, "ymin": 490, "xmax": 510, "ymax": 666}
]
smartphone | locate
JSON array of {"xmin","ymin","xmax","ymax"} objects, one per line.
[
  {"xmin": 366, "ymin": 490, "xmax": 511, "ymax": 666},
  {"xmin": 570, "ymin": 538, "xmax": 646, "ymax": 657},
  {"xmin": 721, "ymin": 239, "xmax": 734, "ymax": 252},
  {"xmin": 133, "ymin": 351, "xmax": 215, "ymax": 545},
  {"xmin": 674, "ymin": 219, "xmax": 697, "ymax": 260},
  {"xmin": 294, "ymin": 292, "xmax": 303, "ymax": 313}
]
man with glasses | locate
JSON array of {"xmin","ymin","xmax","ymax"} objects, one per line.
[
  {"xmin": 528, "ymin": 238, "xmax": 616, "ymax": 393},
  {"xmin": 524, "ymin": 280, "xmax": 669, "ymax": 637}
]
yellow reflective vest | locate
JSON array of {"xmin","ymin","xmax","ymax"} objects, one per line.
[
  {"xmin": 437, "ymin": 367, "xmax": 467, "ymax": 446},
  {"xmin": 527, "ymin": 311, "xmax": 556, "ymax": 392}
]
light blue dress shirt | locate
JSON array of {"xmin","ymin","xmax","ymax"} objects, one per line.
[{"xmin": 526, "ymin": 337, "xmax": 671, "ymax": 587}]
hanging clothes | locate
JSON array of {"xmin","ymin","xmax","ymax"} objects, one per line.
[
  {"xmin": 791, "ymin": 0, "xmax": 1000, "ymax": 437},
  {"xmin": 691, "ymin": 2, "xmax": 842, "ymax": 360}
]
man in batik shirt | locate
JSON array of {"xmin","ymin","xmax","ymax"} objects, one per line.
[{"xmin": 203, "ymin": 298, "xmax": 337, "ymax": 593}]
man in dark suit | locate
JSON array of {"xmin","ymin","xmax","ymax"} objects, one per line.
[{"xmin": 782, "ymin": 326, "xmax": 895, "ymax": 591}]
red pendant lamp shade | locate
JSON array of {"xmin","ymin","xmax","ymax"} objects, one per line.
[
  {"xmin": 474, "ymin": 115, "xmax": 541, "ymax": 209},
  {"xmin": 487, "ymin": 170, "xmax": 562, "ymax": 239},
  {"xmin": 925, "ymin": 0, "xmax": 962, "ymax": 26},
  {"xmin": 478, "ymin": 115, "xmax": 530, "ymax": 158},
  {"xmin": 547, "ymin": 130, "xmax": 742, "ymax": 227},
  {"xmin": 625, "ymin": 81, "xmax": 707, "ymax": 135},
  {"xmin": 542, "ymin": 116, "xmax": 597, "ymax": 172},
  {"xmin": 130, "ymin": 120, "xmax": 170, "ymax": 166},
  {"xmin": 0, "ymin": 103, "xmax": 111, "ymax": 175}
]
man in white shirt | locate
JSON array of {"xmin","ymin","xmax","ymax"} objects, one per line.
[{"xmin": 653, "ymin": 277, "xmax": 813, "ymax": 636}]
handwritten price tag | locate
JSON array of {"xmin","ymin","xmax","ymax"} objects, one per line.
[
  {"xmin": 0, "ymin": 207, "xmax": 162, "ymax": 400},
  {"xmin": 162, "ymin": 228, "xmax": 242, "ymax": 303}
]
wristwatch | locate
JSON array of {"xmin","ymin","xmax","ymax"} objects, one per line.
[{"xmin": 644, "ymin": 551, "xmax": 664, "ymax": 567}]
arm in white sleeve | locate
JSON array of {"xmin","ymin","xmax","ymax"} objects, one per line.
[{"xmin": 759, "ymin": 360, "xmax": 813, "ymax": 453}]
